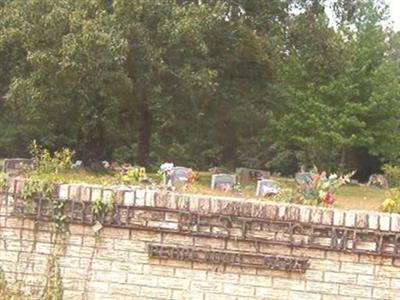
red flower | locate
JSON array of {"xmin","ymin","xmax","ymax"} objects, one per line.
[{"xmin": 324, "ymin": 192, "xmax": 335, "ymax": 205}]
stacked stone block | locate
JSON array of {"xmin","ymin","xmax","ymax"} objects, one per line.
[{"xmin": 0, "ymin": 178, "xmax": 399, "ymax": 299}]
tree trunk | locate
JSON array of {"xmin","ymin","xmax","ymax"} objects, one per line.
[{"xmin": 138, "ymin": 102, "xmax": 151, "ymax": 167}]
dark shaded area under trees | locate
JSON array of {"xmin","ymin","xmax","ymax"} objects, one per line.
[{"xmin": 0, "ymin": 0, "xmax": 399, "ymax": 180}]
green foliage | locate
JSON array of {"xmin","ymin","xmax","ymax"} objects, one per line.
[
  {"xmin": 51, "ymin": 198, "xmax": 67, "ymax": 233},
  {"xmin": 21, "ymin": 179, "xmax": 53, "ymax": 200},
  {"xmin": 156, "ymin": 170, "xmax": 167, "ymax": 185},
  {"xmin": 119, "ymin": 167, "xmax": 146, "ymax": 185},
  {"xmin": 91, "ymin": 194, "xmax": 115, "ymax": 220},
  {"xmin": 42, "ymin": 255, "xmax": 63, "ymax": 300},
  {"xmin": 382, "ymin": 164, "xmax": 400, "ymax": 187},
  {"xmin": 0, "ymin": 172, "xmax": 7, "ymax": 191},
  {"xmin": 0, "ymin": 267, "xmax": 30, "ymax": 300},
  {"xmin": 29, "ymin": 140, "xmax": 74, "ymax": 174},
  {"xmin": 0, "ymin": 0, "xmax": 399, "ymax": 178},
  {"xmin": 112, "ymin": 146, "xmax": 136, "ymax": 164},
  {"xmin": 21, "ymin": 179, "xmax": 67, "ymax": 231}
]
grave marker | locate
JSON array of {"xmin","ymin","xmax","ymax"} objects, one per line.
[
  {"xmin": 211, "ymin": 174, "xmax": 236, "ymax": 191},
  {"xmin": 236, "ymin": 167, "xmax": 270, "ymax": 185},
  {"xmin": 169, "ymin": 166, "xmax": 192, "ymax": 186},
  {"xmin": 295, "ymin": 172, "xmax": 313, "ymax": 185},
  {"xmin": 256, "ymin": 179, "xmax": 280, "ymax": 196},
  {"xmin": 3, "ymin": 158, "xmax": 34, "ymax": 176}
]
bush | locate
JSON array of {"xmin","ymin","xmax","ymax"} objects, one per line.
[
  {"xmin": 29, "ymin": 140, "xmax": 74, "ymax": 174},
  {"xmin": 382, "ymin": 164, "xmax": 400, "ymax": 187}
]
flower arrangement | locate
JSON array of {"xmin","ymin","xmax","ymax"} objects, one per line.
[
  {"xmin": 296, "ymin": 168, "xmax": 354, "ymax": 206},
  {"xmin": 381, "ymin": 188, "xmax": 400, "ymax": 213},
  {"xmin": 158, "ymin": 162, "xmax": 199, "ymax": 187},
  {"xmin": 118, "ymin": 165, "xmax": 147, "ymax": 185}
]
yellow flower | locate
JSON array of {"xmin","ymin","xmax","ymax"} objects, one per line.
[{"xmin": 382, "ymin": 198, "xmax": 396, "ymax": 212}]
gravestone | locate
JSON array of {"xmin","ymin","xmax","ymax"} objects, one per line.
[
  {"xmin": 3, "ymin": 158, "xmax": 34, "ymax": 176},
  {"xmin": 368, "ymin": 174, "xmax": 388, "ymax": 188},
  {"xmin": 256, "ymin": 179, "xmax": 280, "ymax": 196},
  {"xmin": 236, "ymin": 168, "xmax": 270, "ymax": 185},
  {"xmin": 211, "ymin": 174, "xmax": 236, "ymax": 191},
  {"xmin": 295, "ymin": 172, "xmax": 313, "ymax": 185},
  {"xmin": 169, "ymin": 167, "xmax": 192, "ymax": 186}
]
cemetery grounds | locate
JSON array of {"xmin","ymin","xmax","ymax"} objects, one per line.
[{"xmin": 0, "ymin": 155, "xmax": 385, "ymax": 212}]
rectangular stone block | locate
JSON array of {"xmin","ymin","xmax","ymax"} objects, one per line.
[
  {"xmin": 391, "ymin": 214, "xmax": 400, "ymax": 232},
  {"xmin": 310, "ymin": 209, "xmax": 323, "ymax": 223},
  {"xmin": 103, "ymin": 189, "xmax": 113, "ymax": 202},
  {"xmin": 289, "ymin": 291, "xmax": 322, "ymax": 300},
  {"xmin": 241, "ymin": 201, "xmax": 253, "ymax": 217},
  {"xmin": 299, "ymin": 206, "xmax": 311, "ymax": 223},
  {"xmin": 357, "ymin": 274, "xmax": 390, "ymax": 288},
  {"xmin": 306, "ymin": 281, "xmax": 338, "ymax": 294},
  {"xmin": 252, "ymin": 203, "xmax": 267, "ymax": 218},
  {"xmin": 80, "ymin": 185, "xmax": 92, "ymax": 202},
  {"xmin": 333, "ymin": 210, "xmax": 344, "ymax": 226},
  {"xmin": 273, "ymin": 278, "xmax": 305, "ymax": 291},
  {"xmin": 339, "ymin": 284, "xmax": 372, "ymax": 298},
  {"xmin": 140, "ymin": 286, "xmax": 171, "ymax": 299},
  {"xmin": 136, "ymin": 190, "xmax": 145, "ymax": 206},
  {"xmin": 59, "ymin": 184, "xmax": 69, "ymax": 200},
  {"xmin": 322, "ymin": 210, "xmax": 333, "ymax": 225},
  {"xmin": 123, "ymin": 191, "xmax": 134, "ymax": 206},
  {"xmin": 368, "ymin": 212, "xmax": 379, "ymax": 230},
  {"xmin": 219, "ymin": 199, "xmax": 241, "ymax": 215},
  {"xmin": 380, "ymin": 213, "xmax": 391, "ymax": 231},
  {"xmin": 287, "ymin": 206, "xmax": 300, "ymax": 221},
  {"xmin": 145, "ymin": 190, "xmax": 156, "ymax": 206},
  {"xmin": 344, "ymin": 211, "xmax": 355, "ymax": 227},
  {"xmin": 340, "ymin": 262, "xmax": 374, "ymax": 275},
  {"xmin": 277, "ymin": 205, "xmax": 287, "ymax": 220},
  {"xmin": 69, "ymin": 184, "xmax": 81, "ymax": 201},
  {"xmin": 176, "ymin": 194, "xmax": 190, "ymax": 210},
  {"xmin": 91, "ymin": 187, "xmax": 102, "ymax": 202},
  {"xmin": 256, "ymin": 287, "xmax": 288, "ymax": 299},
  {"xmin": 355, "ymin": 212, "xmax": 368, "ymax": 228},
  {"xmin": 324, "ymin": 272, "xmax": 356, "ymax": 284}
]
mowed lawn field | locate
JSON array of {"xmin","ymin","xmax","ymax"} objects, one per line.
[
  {"xmin": 190, "ymin": 172, "xmax": 387, "ymax": 212},
  {"xmin": 0, "ymin": 160, "xmax": 388, "ymax": 212}
]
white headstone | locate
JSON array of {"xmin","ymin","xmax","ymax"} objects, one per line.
[
  {"xmin": 211, "ymin": 174, "xmax": 236, "ymax": 191},
  {"xmin": 169, "ymin": 166, "xmax": 192, "ymax": 186},
  {"xmin": 256, "ymin": 179, "xmax": 280, "ymax": 196}
]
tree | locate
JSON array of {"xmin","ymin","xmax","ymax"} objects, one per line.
[{"xmin": 0, "ymin": 0, "xmax": 130, "ymax": 159}]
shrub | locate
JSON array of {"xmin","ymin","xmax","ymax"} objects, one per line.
[
  {"xmin": 382, "ymin": 164, "xmax": 400, "ymax": 187},
  {"xmin": 29, "ymin": 140, "xmax": 74, "ymax": 174}
]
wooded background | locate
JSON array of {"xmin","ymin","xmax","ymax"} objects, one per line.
[{"xmin": 1, "ymin": 0, "xmax": 399, "ymax": 180}]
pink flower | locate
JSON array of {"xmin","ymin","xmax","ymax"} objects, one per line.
[{"xmin": 324, "ymin": 192, "xmax": 335, "ymax": 205}]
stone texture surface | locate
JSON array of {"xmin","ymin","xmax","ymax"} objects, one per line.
[{"xmin": 1, "ymin": 179, "xmax": 400, "ymax": 300}]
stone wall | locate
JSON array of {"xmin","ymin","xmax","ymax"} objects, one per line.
[{"xmin": 0, "ymin": 178, "xmax": 400, "ymax": 300}]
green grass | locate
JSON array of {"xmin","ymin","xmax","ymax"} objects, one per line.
[
  {"xmin": 13, "ymin": 168, "xmax": 389, "ymax": 212},
  {"xmin": 187, "ymin": 175, "xmax": 388, "ymax": 211},
  {"xmin": 335, "ymin": 185, "xmax": 386, "ymax": 211}
]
